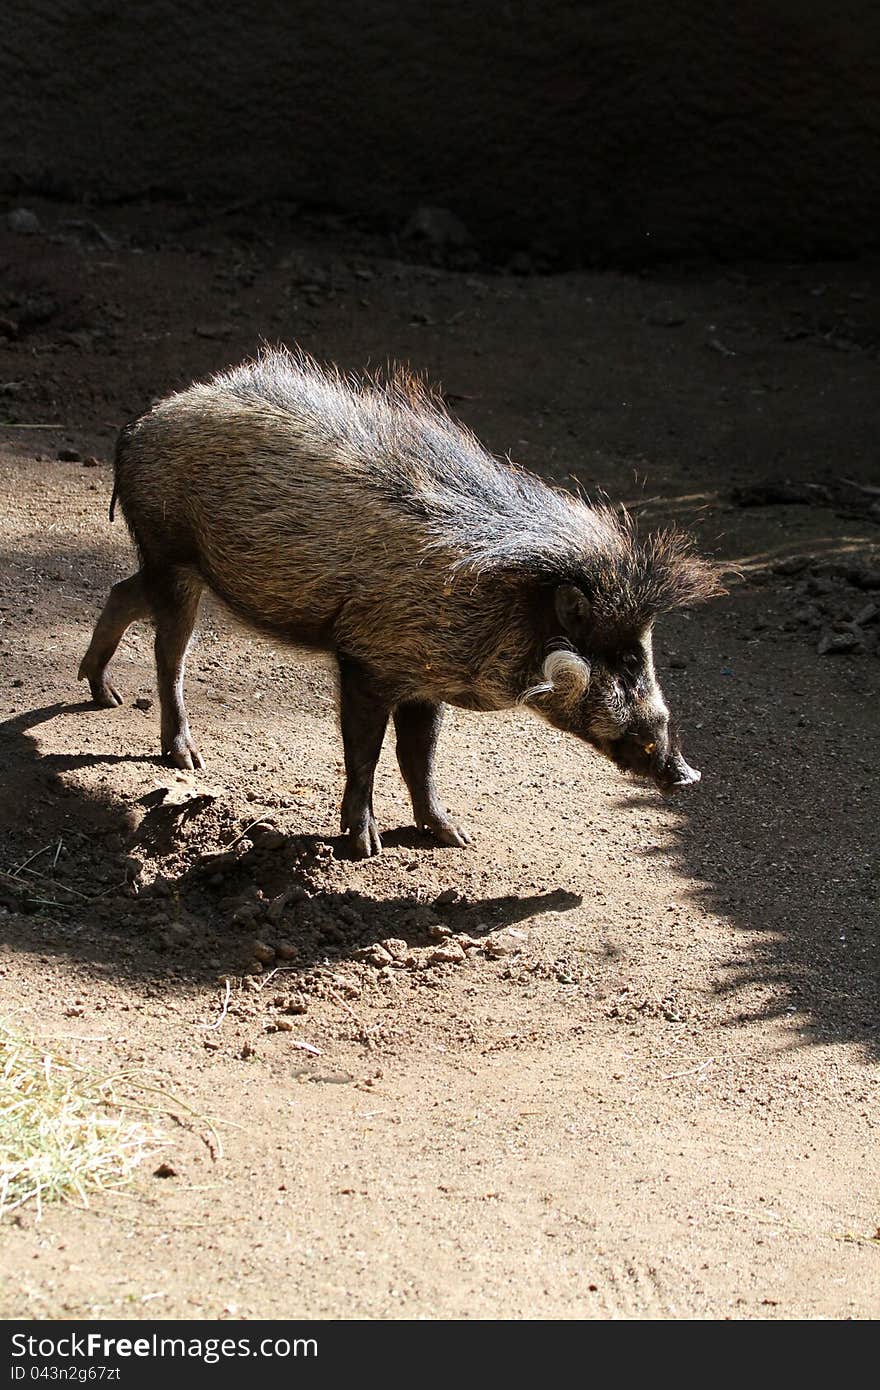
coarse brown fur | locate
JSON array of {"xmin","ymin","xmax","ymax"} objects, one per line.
[{"xmin": 79, "ymin": 346, "xmax": 724, "ymax": 855}]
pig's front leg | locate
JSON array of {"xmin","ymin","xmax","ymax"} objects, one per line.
[
  {"xmin": 393, "ymin": 701, "xmax": 471, "ymax": 848},
  {"xmin": 337, "ymin": 656, "xmax": 390, "ymax": 858}
]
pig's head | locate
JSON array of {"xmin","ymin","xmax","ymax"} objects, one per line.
[{"xmin": 520, "ymin": 525, "xmax": 723, "ymax": 794}]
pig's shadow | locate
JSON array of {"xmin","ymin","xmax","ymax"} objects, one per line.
[{"xmin": 0, "ymin": 702, "xmax": 581, "ymax": 985}]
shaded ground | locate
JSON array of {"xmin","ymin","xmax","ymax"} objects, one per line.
[{"xmin": 0, "ymin": 198, "xmax": 878, "ymax": 1319}]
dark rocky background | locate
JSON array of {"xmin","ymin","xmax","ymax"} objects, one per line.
[{"xmin": 3, "ymin": 1, "xmax": 880, "ymax": 263}]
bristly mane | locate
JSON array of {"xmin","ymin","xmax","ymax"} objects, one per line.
[
  {"xmin": 566, "ymin": 518, "xmax": 726, "ymax": 636},
  {"xmin": 212, "ymin": 347, "xmax": 724, "ymax": 629}
]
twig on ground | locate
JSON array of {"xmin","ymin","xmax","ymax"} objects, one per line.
[
  {"xmin": 225, "ymin": 818, "xmax": 266, "ymax": 850},
  {"xmin": 97, "ymin": 1072, "xmax": 229, "ymax": 1160},
  {"xmin": 255, "ymin": 966, "xmax": 301, "ymax": 990},
  {"xmin": 326, "ymin": 986, "xmax": 358, "ymax": 1021},
  {"xmin": 831, "ymin": 1230, "xmax": 880, "ymax": 1249},
  {"xmin": 842, "ymin": 478, "xmax": 880, "ymax": 496},
  {"xmin": 661, "ymin": 1057, "xmax": 715, "ymax": 1081},
  {"xmin": 11, "ymin": 844, "xmax": 54, "ymax": 875},
  {"xmin": 89, "ymin": 880, "xmax": 129, "ymax": 901},
  {"xmin": 2, "ymin": 867, "xmax": 90, "ymax": 900},
  {"xmin": 203, "ymin": 979, "xmax": 232, "ymax": 1032}
]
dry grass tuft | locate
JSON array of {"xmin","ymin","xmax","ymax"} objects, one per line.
[{"xmin": 0, "ymin": 1023, "xmax": 156, "ymax": 1219}]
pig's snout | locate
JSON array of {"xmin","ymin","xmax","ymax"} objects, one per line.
[
  {"xmin": 604, "ymin": 732, "xmax": 702, "ymax": 793},
  {"xmin": 656, "ymin": 748, "xmax": 701, "ymax": 793}
]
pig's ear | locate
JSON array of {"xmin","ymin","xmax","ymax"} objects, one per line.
[{"xmin": 555, "ymin": 584, "xmax": 591, "ymax": 642}]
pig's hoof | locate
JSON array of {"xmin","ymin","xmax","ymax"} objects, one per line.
[
  {"xmin": 92, "ymin": 682, "xmax": 124, "ymax": 708},
  {"xmin": 348, "ymin": 818, "xmax": 382, "ymax": 859},
  {"xmin": 421, "ymin": 815, "xmax": 472, "ymax": 848},
  {"xmin": 80, "ymin": 663, "xmax": 124, "ymax": 707},
  {"xmin": 164, "ymin": 734, "xmax": 205, "ymax": 771}
]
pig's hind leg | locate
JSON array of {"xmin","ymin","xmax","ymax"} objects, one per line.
[
  {"xmin": 394, "ymin": 701, "xmax": 472, "ymax": 848},
  {"xmin": 78, "ymin": 570, "xmax": 151, "ymax": 707},
  {"xmin": 337, "ymin": 656, "xmax": 390, "ymax": 858},
  {"xmin": 151, "ymin": 567, "xmax": 205, "ymax": 771}
]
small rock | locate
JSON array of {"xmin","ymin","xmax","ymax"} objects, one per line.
[
  {"xmin": 194, "ymin": 323, "xmax": 233, "ymax": 339},
  {"xmin": 7, "ymin": 207, "xmax": 41, "ymax": 236},
  {"xmin": 358, "ymin": 943, "xmax": 393, "ymax": 967},
  {"xmin": 854, "ymin": 602, "xmax": 879, "ymax": 626},
  {"xmin": 153, "ymin": 1161, "xmax": 177, "ymax": 1179},
  {"xmin": 807, "ymin": 575, "xmax": 835, "ymax": 597},
  {"xmin": 232, "ymin": 903, "xmax": 261, "ymax": 927},
  {"xmin": 403, "ymin": 205, "xmax": 470, "ymax": 248},
  {"xmin": 484, "ymin": 935, "xmax": 517, "ymax": 958},
  {"xmin": 271, "ymin": 1018, "xmax": 295, "ymax": 1033},
  {"xmin": 266, "ymin": 892, "xmax": 289, "ymax": 924},
  {"xmin": 731, "ymin": 482, "xmax": 811, "ymax": 507},
  {"xmin": 283, "ymin": 997, "xmax": 308, "ymax": 1014},
  {"xmin": 851, "ymin": 567, "xmax": 880, "ymax": 591},
  {"xmin": 133, "ymin": 696, "xmax": 153, "ymax": 711},
  {"xmin": 82, "ymin": 455, "xmax": 100, "ymax": 468},
  {"xmin": 11, "ymin": 678, "xmax": 23, "ymax": 688},
  {"xmin": 433, "ymin": 888, "xmax": 461, "ymax": 906},
  {"xmin": 330, "ymin": 973, "xmax": 361, "ymax": 998},
  {"xmin": 251, "ymin": 939, "xmax": 276, "ymax": 963},
  {"xmin": 427, "ymin": 922, "xmax": 452, "ymax": 940},
  {"xmin": 668, "ymin": 653, "xmax": 688, "ymax": 670},
  {"xmin": 275, "ymin": 941, "xmax": 299, "ymax": 960},
  {"xmin": 380, "ymin": 938, "xmax": 409, "ymax": 960},
  {"xmin": 772, "ymin": 555, "xmax": 811, "ymax": 576},
  {"xmin": 57, "ymin": 448, "xmax": 81, "ymax": 463},
  {"xmin": 428, "ymin": 942, "xmax": 467, "ymax": 965},
  {"xmin": 249, "ymin": 823, "xmax": 285, "ymax": 850},
  {"xmin": 817, "ymin": 630, "xmax": 861, "ymax": 655}
]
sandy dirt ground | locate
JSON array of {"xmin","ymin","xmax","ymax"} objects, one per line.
[{"xmin": 0, "ymin": 199, "xmax": 878, "ymax": 1320}]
